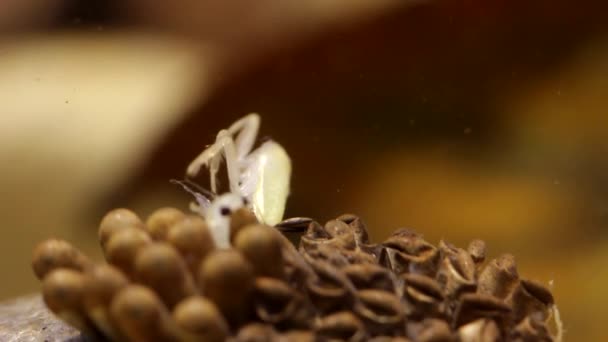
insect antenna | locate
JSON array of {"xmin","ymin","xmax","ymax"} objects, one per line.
[{"xmin": 170, "ymin": 179, "xmax": 217, "ymax": 209}]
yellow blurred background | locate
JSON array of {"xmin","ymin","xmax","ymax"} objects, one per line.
[{"xmin": 1, "ymin": 0, "xmax": 607, "ymax": 340}]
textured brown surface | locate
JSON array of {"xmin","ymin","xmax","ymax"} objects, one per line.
[
  {"xmin": 0, "ymin": 294, "xmax": 87, "ymax": 342},
  {"xmin": 30, "ymin": 210, "xmax": 561, "ymax": 341}
]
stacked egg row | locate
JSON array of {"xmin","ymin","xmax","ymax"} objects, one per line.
[{"xmin": 32, "ymin": 207, "xmax": 560, "ymax": 341}]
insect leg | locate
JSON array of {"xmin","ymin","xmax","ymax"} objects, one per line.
[
  {"xmin": 186, "ymin": 138, "xmax": 223, "ymax": 184},
  {"xmin": 214, "ymin": 131, "xmax": 241, "ymax": 196},
  {"xmin": 208, "ymin": 137, "xmax": 222, "ymax": 194},
  {"xmin": 226, "ymin": 113, "xmax": 260, "ymax": 161}
]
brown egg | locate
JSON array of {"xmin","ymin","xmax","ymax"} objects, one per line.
[
  {"xmin": 512, "ymin": 315, "xmax": 554, "ymax": 341},
  {"xmin": 477, "ymin": 254, "xmax": 519, "ymax": 300},
  {"xmin": 453, "ymin": 293, "xmax": 511, "ymax": 328},
  {"xmin": 83, "ymin": 264, "xmax": 129, "ymax": 308},
  {"xmin": 367, "ymin": 337, "xmax": 412, "ymax": 342},
  {"xmin": 406, "ymin": 319, "xmax": 451, "ymax": 342},
  {"xmin": 82, "ymin": 264, "xmax": 129, "ymax": 341},
  {"xmin": 506, "ymin": 279, "xmax": 554, "ymax": 323},
  {"xmin": 32, "ymin": 239, "xmax": 93, "ymax": 280},
  {"xmin": 458, "ymin": 319, "xmax": 501, "ymax": 342},
  {"xmin": 467, "ymin": 239, "xmax": 486, "ymax": 265},
  {"xmin": 380, "ymin": 229, "xmax": 439, "ymax": 277},
  {"xmin": 110, "ymin": 284, "xmax": 181, "ymax": 342},
  {"xmin": 277, "ymin": 330, "xmax": 316, "ymax": 342},
  {"xmin": 198, "ymin": 249, "xmax": 254, "ymax": 327},
  {"xmin": 342, "ymin": 263, "xmax": 396, "ymax": 292},
  {"xmin": 299, "ymin": 218, "xmax": 368, "ymax": 253},
  {"xmin": 134, "ymin": 242, "xmax": 197, "ymax": 309},
  {"xmin": 229, "ymin": 208, "xmax": 258, "ymax": 242},
  {"xmin": 146, "ymin": 207, "xmax": 186, "ymax": 241},
  {"xmin": 98, "ymin": 208, "xmax": 145, "ymax": 249},
  {"xmin": 104, "ymin": 228, "xmax": 152, "ymax": 277},
  {"xmin": 355, "ymin": 290, "xmax": 405, "ymax": 336},
  {"xmin": 305, "ymin": 259, "xmax": 356, "ymax": 314},
  {"xmin": 336, "ymin": 214, "xmax": 370, "ymax": 246},
  {"xmin": 252, "ymin": 277, "xmax": 314, "ymax": 329},
  {"xmin": 234, "ymin": 224, "xmax": 284, "ymax": 278},
  {"xmin": 275, "ymin": 217, "xmax": 313, "ymax": 247},
  {"xmin": 436, "ymin": 241, "xmax": 477, "ymax": 299},
  {"xmin": 315, "ymin": 311, "xmax": 367, "ymax": 341},
  {"xmin": 235, "ymin": 323, "xmax": 278, "ymax": 342},
  {"xmin": 167, "ymin": 215, "xmax": 215, "ymax": 274},
  {"xmin": 402, "ymin": 273, "xmax": 445, "ymax": 320},
  {"xmin": 42, "ymin": 268, "xmax": 95, "ymax": 334},
  {"xmin": 173, "ymin": 296, "xmax": 229, "ymax": 342}
]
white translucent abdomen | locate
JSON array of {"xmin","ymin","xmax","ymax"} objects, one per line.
[{"xmin": 242, "ymin": 141, "xmax": 291, "ymax": 225}]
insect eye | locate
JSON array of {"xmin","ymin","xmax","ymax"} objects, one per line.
[{"xmin": 220, "ymin": 206, "xmax": 231, "ymax": 216}]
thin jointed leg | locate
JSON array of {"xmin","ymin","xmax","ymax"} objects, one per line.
[
  {"xmin": 186, "ymin": 113, "xmax": 259, "ymax": 195},
  {"xmin": 185, "ymin": 131, "xmax": 241, "ymax": 195},
  {"xmin": 226, "ymin": 113, "xmax": 260, "ymax": 161},
  {"xmin": 214, "ymin": 131, "xmax": 241, "ymax": 195}
]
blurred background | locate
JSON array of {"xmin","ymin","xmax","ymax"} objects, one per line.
[{"xmin": 1, "ymin": 0, "xmax": 607, "ymax": 339}]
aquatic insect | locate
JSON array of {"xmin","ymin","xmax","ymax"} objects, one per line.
[{"xmin": 178, "ymin": 113, "xmax": 291, "ymax": 247}]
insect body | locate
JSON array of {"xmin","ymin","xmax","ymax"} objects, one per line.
[
  {"xmin": 184, "ymin": 113, "xmax": 291, "ymax": 246},
  {"xmin": 204, "ymin": 192, "xmax": 248, "ymax": 249}
]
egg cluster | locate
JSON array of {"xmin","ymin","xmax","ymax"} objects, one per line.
[{"xmin": 32, "ymin": 208, "xmax": 561, "ymax": 341}]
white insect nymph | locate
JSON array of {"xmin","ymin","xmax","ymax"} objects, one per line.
[
  {"xmin": 184, "ymin": 113, "xmax": 291, "ymax": 248},
  {"xmin": 204, "ymin": 193, "xmax": 247, "ymax": 249}
]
